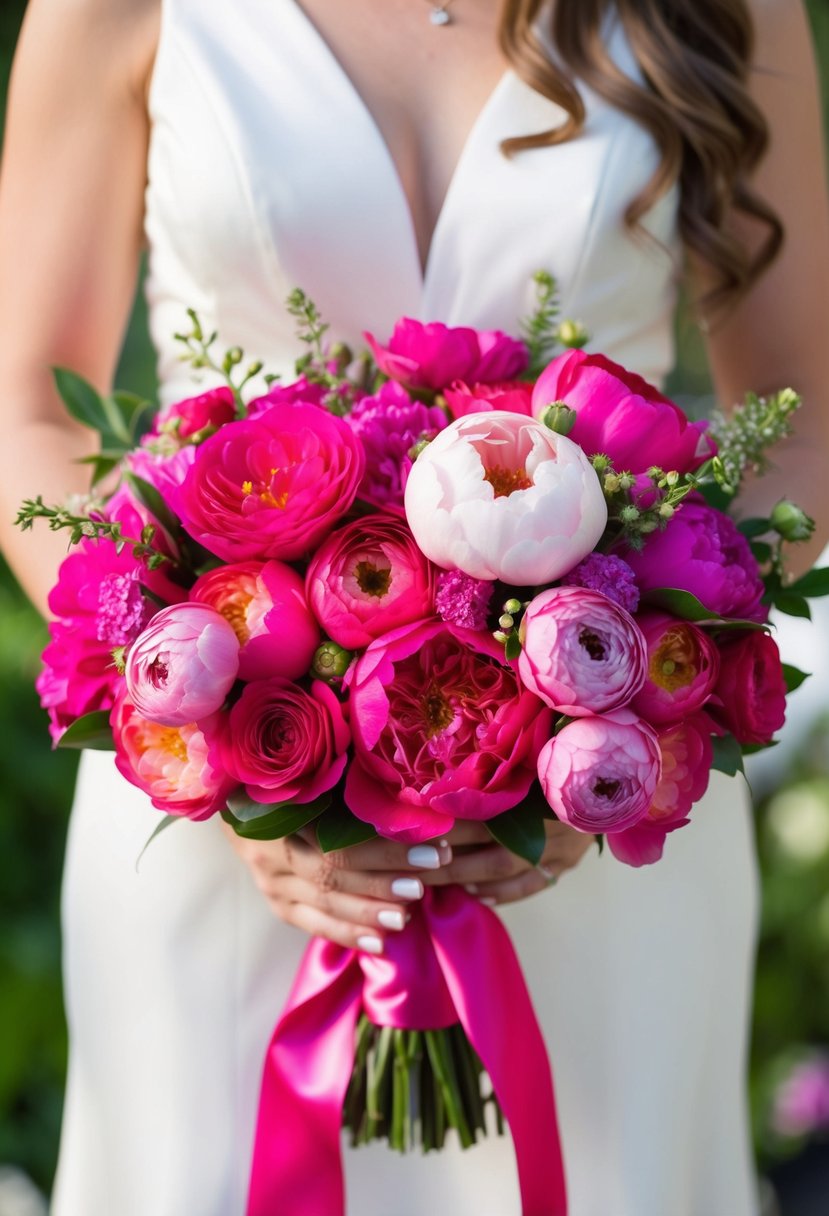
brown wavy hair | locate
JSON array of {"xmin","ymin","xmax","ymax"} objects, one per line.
[{"xmin": 498, "ymin": 0, "xmax": 783, "ymax": 314}]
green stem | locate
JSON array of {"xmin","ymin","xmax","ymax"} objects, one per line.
[{"xmin": 424, "ymin": 1029, "xmax": 474, "ymax": 1148}]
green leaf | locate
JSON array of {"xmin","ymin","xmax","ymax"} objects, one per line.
[
  {"xmin": 737, "ymin": 517, "xmax": 772, "ymax": 539},
  {"xmin": 124, "ymin": 472, "xmax": 182, "ymax": 539},
  {"xmin": 788, "ymin": 567, "xmax": 829, "ymax": 598},
  {"xmin": 749, "ymin": 541, "xmax": 773, "ymax": 565},
  {"xmin": 710, "ymin": 733, "xmax": 744, "ymax": 778},
  {"xmin": 76, "ymin": 454, "xmax": 122, "ymax": 488},
  {"xmin": 110, "ymin": 391, "xmax": 156, "ymax": 444},
  {"xmin": 316, "ymin": 804, "xmax": 378, "ymax": 853},
  {"xmin": 486, "ymin": 785, "xmax": 548, "ymax": 864},
  {"xmin": 772, "ymin": 592, "xmax": 812, "ymax": 620},
  {"xmin": 644, "ymin": 587, "xmax": 767, "ymax": 630},
  {"xmin": 135, "ymin": 813, "xmax": 179, "ymax": 871},
  {"xmin": 56, "ymin": 710, "xmax": 114, "ymax": 751},
  {"xmin": 53, "ymin": 367, "xmax": 111, "ymax": 433},
  {"xmin": 221, "ymin": 792, "xmax": 331, "ymax": 840},
  {"xmin": 782, "ymin": 663, "xmax": 810, "ymax": 694},
  {"xmin": 504, "ymin": 632, "xmax": 522, "ymax": 661}
]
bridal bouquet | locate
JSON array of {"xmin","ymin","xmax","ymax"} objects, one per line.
[{"xmin": 19, "ymin": 275, "xmax": 828, "ymax": 1214}]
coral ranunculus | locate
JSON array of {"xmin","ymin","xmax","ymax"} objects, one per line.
[
  {"xmin": 631, "ymin": 612, "xmax": 720, "ymax": 726},
  {"xmin": 404, "ymin": 411, "xmax": 607, "ymax": 584},
  {"xmin": 712, "ymin": 630, "xmax": 787, "ymax": 745}
]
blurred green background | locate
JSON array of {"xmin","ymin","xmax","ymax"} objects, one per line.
[{"xmin": 1, "ymin": 0, "xmax": 829, "ymax": 1207}]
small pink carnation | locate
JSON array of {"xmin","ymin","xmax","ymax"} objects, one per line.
[
  {"xmin": 562, "ymin": 553, "xmax": 640, "ymax": 614},
  {"xmin": 346, "ymin": 381, "xmax": 447, "ymax": 512}
]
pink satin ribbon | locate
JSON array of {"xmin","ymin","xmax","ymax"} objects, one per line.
[{"xmin": 246, "ymin": 887, "xmax": 567, "ymax": 1216}]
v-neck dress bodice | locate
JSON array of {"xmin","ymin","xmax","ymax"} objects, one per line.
[{"xmin": 53, "ymin": 4, "xmax": 761, "ymax": 1215}]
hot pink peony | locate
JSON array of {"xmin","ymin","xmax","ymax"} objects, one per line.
[
  {"xmin": 630, "ymin": 612, "xmax": 720, "ymax": 726},
  {"xmin": 444, "ymin": 380, "xmax": 534, "ymax": 420},
  {"xmin": 152, "ymin": 386, "xmax": 237, "ymax": 442},
  {"xmin": 711, "ymin": 630, "xmax": 786, "ymax": 745},
  {"xmin": 532, "ymin": 349, "xmax": 715, "ymax": 474},
  {"xmin": 345, "ymin": 619, "xmax": 553, "ymax": 842},
  {"xmin": 518, "ymin": 586, "xmax": 648, "ymax": 715},
  {"xmin": 125, "ymin": 603, "xmax": 240, "ymax": 727},
  {"xmin": 219, "ymin": 678, "xmax": 350, "ymax": 805},
  {"xmin": 404, "ymin": 411, "xmax": 607, "ymax": 584},
  {"xmin": 190, "ymin": 561, "xmax": 319, "ymax": 682},
  {"xmin": 305, "ymin": 515, "xmax": 436, "ymax": 649},
  {"xmin": 173, "ymin": 402, "xmax": 365, "ymax": 562},
  {"xmin": 537, "ymin": 709, "xmax": 661, "ymax": 834},
  {"xmin": 364, "ymin": 319, "xmax": 528, "ymax": 392}
]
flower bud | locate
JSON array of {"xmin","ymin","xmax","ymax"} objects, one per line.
[
  {"xmin": 556, "ymin": 319, "xmax": 589, "ymax": 349},
  {"xmin": 312, "ymin": 640, "xmax": 353, "ymax": 682},
  {"xmin": 493, "ymin": 629, "xmax": 510, "ymax": 644},
  {"xmin": 409, "ymin": 437, "xmax": 432, "ymax": 461},
  {"xmin": 499, "ymin": 613, "xmax": 515, "ymax": 630},
  {"xmin": 503, "ymin": 598, "xmax": 522, "ymax": 616},
  {"xmin": 539, "ymin": 401, "xmax": 577, "ymax": 436},
  {"xmin": 770, "ymin": 499, "xmax": 815, "ymax": 542},
  {"xmin": 327, "ymin": 341, "xmax": 353, "ymax": 375}
]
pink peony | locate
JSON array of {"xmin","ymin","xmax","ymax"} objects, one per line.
[
  {"xmin": 173, "ymin": 402, "xmax": 365, "ymax": 562},
  {"xmin": 711, "ymin": 630, "xmax": 786, "ymax": 745},
  {"xmin": 404, "ymin": 411, "xmax": 607, "ymax": 585},
  {"xmin": 630, "ymin": 612, "xmax": 720, "ymax": 726},
  {"xmin": 305, "ymin": 514, "xmax": 436, "ymax": 649},
  {"xmin": 518, "ymin": 586, "xmax": 648, "ymax": 715},
  {"xmin": 190, "ymin": 561, "xmax": 319, "ymax": 682},
  {"xmin": 345, "ymin": 381, "xmax": 447, "ymax": 512},
  {"xmin": 152, "ymin": 386, "xmax": 237, "ymax": 442},
  {"xmin": 111, "ymin": 689, "xmax": 232, "ymax": 820},
  {"xmin": 364, "ymin": 319, "xmax": 528, "ymax": 393},
  {"xmin": 532, "ymin": 349, "xmax": 715, "ymax": 474},
  {"xmin": 345, "ymin": 619, "xmax": 553, "ymax": 842},
  {"xmin": 219, "ymin": 678, "xmax": 350, "ymax": 805},
  {"xmin": 537, "ymin": 709, "xmax": 661, "ymax": 834},
  {"xmin": 125, "ymin": 603, "xmax": 240, "ymax": 727},
  {"xmin": 444, "ymin": 380, "xmax": 534, "ymax": 420}
]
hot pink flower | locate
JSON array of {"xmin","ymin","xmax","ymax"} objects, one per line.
[
  {"xmin": 219, "ymin": 678, "xmax": 350, "ymax": 805},
  {"xmin": 173, "ymin": 402, "xmax": 365, "ymax": 562},
  {"xmin": 152, "ymin": 386, "xmax": 237, "ymax": 442},
  {"xmin": 537, "ymin": 709, "xmax": 661, "ymax": 834},
  {"xmin": 772, "ymin": 1056, "xmax": 829, "ymax": 1138},
  {"xmin": 345, "ymin": 381, "xmax": 447, "ymax": 512},
  {"xmin": 125, "ymin": 603, "xmax": 240, "ymax": 727},
  {"xmin": 190, "ymin": 561, "xmax": 319, "ymax": 682},
  {"xmin": 306, "ymin": 515, "xmax": 436, "ymax": 649},
  {"xmin": 711, "ymin": 630, "xmax": 786, "ymax": 745},
  {"xmin": 345, "ymin": 620, "xmax": 553, "ymax": 842},
  {"xmin": 518, "ymin": 586, "xmax": 648, "ymax": 715},
  {"xmin": 365, "ymin": 319, "xmax": 528, "ymax": 393},
  {"xmin": 111, "ymin": 689, "xmax": 232, "ymax": 820},
  {"xmin": 127, "ymin": 445, "xmax": 197, "ymax": 500},
  {"xmin": 444, "ymin": 380, "xmax": 534, "ymax": 420},
  {"xmin": 630, "ymin": 612, "xmax": 720, "ymax": 726},
  {"xmin": 246, "ymin": 375, "xmax": 328, "ymax": 415}
]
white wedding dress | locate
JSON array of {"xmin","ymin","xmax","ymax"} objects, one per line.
[{"xmin": 51, "ymin": 2, "xmax": 760, "ymax": 1213}]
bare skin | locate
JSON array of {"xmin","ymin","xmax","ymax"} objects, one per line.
[{"xmin": 1, "ymin": 0, "xmax": 827, "ymax": 952}]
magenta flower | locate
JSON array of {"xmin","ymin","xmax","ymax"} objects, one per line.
[
  {"xmin": 561, "ymin": 553, "xmax": 640, "ymax": 614},
  {"xmin": 711, "ymin": 630, "xmax": 786, "ymax": 745},
  {"xmin": 345, "ymin": 620, "xmax": 553, "ymax": 842},
  {"xmin": 364, "ymin": 319, "xmax": 528, "ymax": 393},
  {"xmin": 630, "ymin": 612, "xmax": 720, "ymax": 727},
  {"xmin": 532, "ymin": 349, "xmax": 715, "ymax": 474},
  {"xmin": 444, "ymin": 380, "xmax": 534, "ymax": 421},
  {"xmin": 306, "ymin": 514, "xmax": 436, "ymax": 649},
  {"xmin": 124, "ymin": 603, "xmax": 240, "ymax": 727},
  {"xmin": 434, "ymin": 569, "xmax": 493, "ymax": 631},
  {"xmin": 345, "ymin": 381, "xmax": 447, "ymax": 512},
  {"xmin": 772, "ymin": 1056, "xmax": 829, "ymax": 1138},
  {"xmin": 246, "ymin": 375, "xmax": 328, "ymax": 416},
  {"xmin": 152, "ymin": 386, "xmax": 236, "ymax": 442},
  {"xmin": 127, "ymin": 445, "xmax": 196, "ymax": 500},
  {"xmin": 518, "ymin": 586, "xmax": 648, "ymax": 715}
]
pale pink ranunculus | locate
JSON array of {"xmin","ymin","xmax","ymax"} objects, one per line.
[
  {"xmin": 345, "ymin": 619, "xmax": 553, "ymax": 842},
  {"xmin": 111, "ymin": 690, "xmax": 233, "ymax": 820},
  {"xmin": 173, "ymin": 402, "xmax": 365, "ymax": 562},
  {"xmin": 219, "ymin": 678, "xmax": 350, "ymax": 805},
  {"xmin": 306, "ymin": 515, "xmax": 436, "ymax": 649},
  {"xmin": 364, "ymin": 319, "xmax": 528, "ymax": 393},
  {"xmin": 190, "ymin": 560, "xmax": 319, "ymax": 682},
  {"xmin": 630, "ymin": 612, "xmax": 720, "ymax": 727},
  {"xmin": 125, "ymin": 602, "xmax": 240, "ymax": 727},
  {"xmin": 537, "ymin": 709, "xmax": 661, "ymax": 834},
  {"xmin": 444, "ymin": 380, "xmax": 534, "ymax": 421},
  {"xmin": 404, "ymin": 411, "xmax": 607, "ymax": 585},
  {"xmin": 518, "ymin": 586, "xmax": 647, "ymax": 715},
  {"xmin": 711, "ymin": 630, "xmax": 786, "ymax": 745}
]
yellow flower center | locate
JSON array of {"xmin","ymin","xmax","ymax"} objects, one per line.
[
  {"xmin": 157, "ymin": 727, "xmax": 188, "ymax": 762},
  {"xmin": 422, "ymin": 685, "xmax": 455, "ymax": 736},
  {"xmin": 649, "ymin": 626, "xmax": 699, "ymax": 692},
  {"xmin": 241, "ymin": 468, "xmax": 289, "ymax": 510},
  {"xmin": 483, "ymin": 465, "xmax": 533, "ymax": 498}
]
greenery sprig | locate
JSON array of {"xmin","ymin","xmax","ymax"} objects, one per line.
[
  {"xmin": 15, "ymin": 496, "xmax": 171, "ymax": 570},
  {"xmin": 174, "ymin": 309, "xmax": 265, "ymax": 417},
  {"xmin": 708, "ymin": 388, "xmax": 802, "ymax": 497}
]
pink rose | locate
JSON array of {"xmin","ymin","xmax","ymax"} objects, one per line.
[
  {"xmin": 125, "ymin": 603, "xmax": 240, "ymax": 727},
  {"xmin": 532, "ymin": 349, "xmax": 715, "ymax": 474},
  {"xmin": 537, "ymin": 709, "xmax": 661, "ymax": 834},
  {"xmin": 153, "ymin": 386, "xmax": 236, "ymax": 442},
  {"xmin": 173, "ymin": 402, "xmax": 365, "ymax": 562},
  {"xmin": 630, "ymin": 612, "xmax": 720, "ymax": 726},
  {"xmin": 190, "ymin": 561, "xmax": 319, "ymax": 682},
  {"xmin": 364, "ymin": 319, "xmax": 528, "ymax": 392},
  {"xmin": 444, "ymin": 380, "xmax": 534, "ymax": 421},
  {"xmin": 111, "ymin": 690, "xmax": 233, "ymax": 820},
  {"xmin": 306, "ymin": 515, "xmax": 436, "ymax": 649},
  {"xmin": 711, "ymin": 630, "xmax": 786, "ymax": 745},
  {"xmin": 518, "ymin": 586, "xmax": 647, "ymax": 715},
  {"xmin": 219, "ymin": 678, "xmax": 350, "ymax": 805},
  {"xmin": 345, "ymin": 620, "xmax": 553, "ymax": 842}
]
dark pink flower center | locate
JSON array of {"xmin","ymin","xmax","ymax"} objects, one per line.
[
  {"xmin": 579, "ymin": 629, "xmax": 607, "ymax": 662},
  {"xmin": 355, "ymin": 559, "xmax": 392, "ymax": 598},
  {"xmin": 148, "ymin": 656, "xmax": 169, "ymax": 688},
  {"xmin": 593, "ymin": 777, "xmax": 621, "ymax": 800}
]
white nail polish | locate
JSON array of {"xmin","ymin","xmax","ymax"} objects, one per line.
[
  {"xmin": 391, "ymin": 877, "xmax": 424, "ymax": 900},
  {"xmin": 480, "ymin": 897, "xmax": 498, "ymax": 908},
  {"xmin": 357, "ymin": 934, "xmax": 384, "ymax": 954},
  {"xmin": 464, "ymin": 883, "xmax": 479, "ymax": 895},
  {"xmin": 378, "ymin": 909, "xmax": 405, "ymax": 931},
  {"xmin": 407, "ymin": 845, "xmax": 441, "ymax": 869}
]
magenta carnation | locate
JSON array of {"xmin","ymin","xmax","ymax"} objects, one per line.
[
  {"xmin": 562, "ymin": 553, "xmax": 640, "ymax": 614},
  {"xmin": 345, "ymin": 381, "xmax": 447, "ymax": 511},
  {"xmin": 434, "ymin": 570, "xmax": 493, "ymax": 630}
]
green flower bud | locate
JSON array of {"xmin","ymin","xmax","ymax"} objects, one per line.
[
  {"xmin": 409, "ymin": 437, "xmax": 432, "ymax": 461},
  {"xmin": 556, "ymin": 319, "xmax": 589, "ymax": 349},
  {"xmin": 620, "ymin": 505, "xmax": 640, "ymax": 523},
  {"xmin": 539, "ymin": 401, "xmax": 577, "ymax": 436},
  {"xmin": 658, "ymin": 503, "xmax": 675, "ymax": 520},
  {"xmin": 503, "ymin": 598, "xmax": 522, "ymax": 616},
  {"xmin": 493, "ymin": 630, "xmax": 510, "ymax": 645},
  {"xmin": 111, "ymin": 646, "xmax": 127, "ymax": 675},
  {"xmin": 617, "ymin": 472, "xmax": 636, "ymax": 491},
  {"xmin": 591, "ymin": 453, "xmax": 610, "ymax": 473},
  {"xmin": 312, "ymin": 641, "xmax": 353, "ymax": 682},
  {"xmin": 603, "ymin": 473, "xmax": 621, "ymax": 494},
  {"xmin": 770, "ymin": 499, "xmax": 815, "ymax": 542},
  {"xmin": 498, "ymin": 613, "xmax": 515, "ymax": 631},
  {"xmin": 328, "ymin": 341, "xmax": 353, "ymax": 375}
]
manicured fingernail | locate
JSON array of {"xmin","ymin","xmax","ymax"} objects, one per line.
[
  {"xmin": 391, "ymin": 877, "xmax": 424, "ymax": 900},
  {"xmin": 357, "ymin": 934, "xmax": 384, "ymax": 955},
  {"xmin": 480, "ymin": 897, "xmax": 498, "ymax": 908},
  {"xmin": 438, "ymin": 840, "xmax": 453, "ymax": 863},
  {"xmin": 464, "ymin": 883, "xmax": 479, "ymax": 895},
  {"xmin": 407, "ymin": 845, "xmax": 441, "ymax": 869},
  {"xmin": 378, "ymin": 909, "xmax": 405, "ymax": 931}
]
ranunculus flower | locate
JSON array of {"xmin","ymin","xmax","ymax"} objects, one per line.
[
  {"xmin": 537, "ymin": 709, "xmax": 661, "ymax": 834},
  {"xmin": 219, "ymin": 678, "xmax": 349, "ymax": 805},
  {"xmin": 173, "ymin": 402, "xmax": 365, "ymax": 562},
  {"xmin": 606, "ymin": 714, "xmax": 713, "ymax": 865},
  {"xmin": 532, "ymin": 349, "xmax": 715, "ymax": 474},
  {"xmin": 711, "ymin": 630, "xmax": 786, "ymax": 745},
  {"xmin": 190, "ymin": 561, "xmax": 319, "ymax": 681},
  {"xmin": 152, "ymin": 386, "xmax": 236, "ymax": 442},
  {"xmin": 630, "ymin": 612, "xmax": 720, "ymax": 726},
  {"xmin": 345, "ymin": 381, "xmax": 447, "ymax": 512},
  {"xmin": 364, "ymin": 319, "xmax": 528, "ymax": 392},
  {"xmin": 345, "ymin": 620, "xmax": 553, "ymax": 842},
  {"xmin": 517, "ymin": 586, "xmax": 647, "ymax": 715},
  {"xmin": 125, "ymin": 603, "xmax": 240, "ymax": 727},
  {"xmin": 306, "ymin": 515, "xmax": 436, "ymax": 649},
  {"xmin": 443, "ymin": 380, "xmax": 534, "ymax": 420},
  {"xmin": 622, "ymin": 501, "xmax": 767, "ymax": 623},
  {"xmin": 404, "ymin": 411, "xmax": 607, "ymax": 584}
]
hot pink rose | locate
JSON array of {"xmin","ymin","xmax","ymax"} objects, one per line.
[
  {"xmin": 153, "ymin": 386, "xmax": 236, "ymax": 442},
  {"xmin": 173, "ymin": 402, "xmax": 365, "ymax": 562},
  {"xmin": 345, "ymin": 620, "xmax": 553, "ymax": 842},
  {"xmin": 518, "ymin": 586, "xmax": 647, "ymax": 715},
  {"xmin": 444, "ymin": 380, "xmax": 534, "ymax": 420},
  {"xmin": 537, "ymin": 709, "xmax": 661, "ymax": 834},
  {"xmin": 532, "ymin": 349, "xmax": 715, "ymax": 474},
  {"xmin": 125, "ymin": 603, "xmax": 240, "ymax": 727},
  {"xmin": 111, "ymin": 690, "xmax": 233, "ymax": 820},
  {"xmin": 190, "ymin": 561, "xmax": 319, "ymax": 682},
  {"xmin": 364, "ymin": 319, "xmax": 528, "ymax": 392},
  {"xmin": 306, "ymin": 515, "xmax": 436, "ymax": 649},
  {"xmin": 630, "ymin": 612, "xmax": 720, "ymax": 726},
  {"xmin": 711, "ymin": 630, "xmax": 786, "ymax": 745},
  {"xmin": 219, "ymin": 678, "xmax": 350, "ymax": 805}
]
